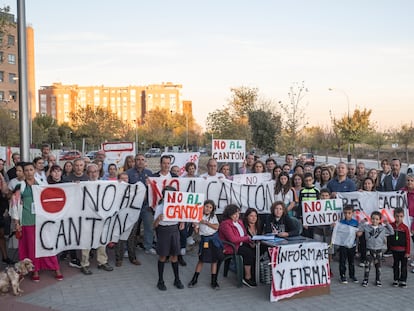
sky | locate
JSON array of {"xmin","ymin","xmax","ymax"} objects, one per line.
[{"xmin": 7, "ymin": 0, "xmax": 414, "ymax": 130}]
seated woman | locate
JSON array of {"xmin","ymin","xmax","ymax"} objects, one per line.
[
  {"xmin": 264, "ymin": 201, "xmax": 300, "ymax": 237},
  {"xmin": 218, "ymin": 204, "xmax": 256, "ymax": 287}
]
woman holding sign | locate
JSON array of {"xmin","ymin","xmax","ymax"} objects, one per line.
[
  {"xmin": 153, "ymin": 186, "xmax": 185, "ymax": 291},
  {"xmin": 15, "ymin": 162, "xmax": 63, "ymax": 282}
]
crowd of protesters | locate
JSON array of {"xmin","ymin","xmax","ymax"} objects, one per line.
[{"xmin": 0, "ymin": 145, "xmax": 413, "ymax": 291}]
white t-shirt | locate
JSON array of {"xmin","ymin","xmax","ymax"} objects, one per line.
[
  {"xmin": 200, "ymin": 172, "xmax": 225, "ymax": 179},
  {"xmin": 154, "ymin": 203, "xmax": 178, "ymax": 226},
  {"xmin": 199, "ymin": 214, "xmax": 219, "ymax": 236}
]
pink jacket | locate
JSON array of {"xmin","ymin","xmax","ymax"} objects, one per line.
[
  {"xmin": 402, "ymin": 187, "xmax": 414, "ymax": 231},
  {"xmin": 219, "ymin": 219, "xmax": 250, "ymax": 254}
]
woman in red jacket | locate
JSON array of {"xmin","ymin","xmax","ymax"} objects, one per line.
[{"xmin": 219, "ymin": 204, "xmax": 256, "ymax": 287}]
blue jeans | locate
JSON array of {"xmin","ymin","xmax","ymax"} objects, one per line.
[{"xmin": 139, "ymin": 205, "xmax": 154, "ymax": 251}]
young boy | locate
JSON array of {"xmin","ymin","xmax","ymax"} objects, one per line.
[
  {"xmin": 298, "ymin": 172, "xmax": 320, "ymax": 238},
  {"xmin": 390, "ymin": 207, "xmax": 410, "ymax": 288},
  {"xmin": 338, "ymin": 204, "xmax": 361, "ymax": 284},
  {"xmin": 315, "ymin": 189, "xmax": 335, "ymax": 276},
  {"xmin": 359, "ymin": 211, "xmax": 394, "ymax": 287}
]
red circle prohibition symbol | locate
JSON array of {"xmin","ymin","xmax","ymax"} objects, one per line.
[{"xmin": 40, "ymin": 188, "xmax": 67, "ymax": 213}]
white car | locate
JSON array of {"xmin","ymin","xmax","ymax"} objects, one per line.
[{"xmin": 407, "ymin": 164, "xmax": 414, "ymax": 174}]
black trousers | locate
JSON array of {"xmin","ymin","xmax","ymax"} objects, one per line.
[
  {"xmin": 339, "ymin": 246, "xmax": 356, "ymax": 278},
  {"xmin": 392, "ymin": 251, "xmax": 408, "ymax": 282}
]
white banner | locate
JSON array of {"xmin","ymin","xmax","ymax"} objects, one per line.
[
  {"xmin": 163, "ymin": 191, "xmax": 204, "ymax": 222},
  {"xmin": 148, "ymin": 177, "xmax": 275, "ymax": 214},
  {"xmin": 232, "ymin": 173, "xmax": 272, "ymax": 185},
  {"xmin": 269, "ymin": 242, "xmax": 330, "ymax": 302},
  {"xmin": 161, "ymin": 152, "xmax": 200, "ymax": 176},
  {"xmin": 331, "ymin": 222, "xmax": 359, "ymax": 248},
  {"xmin": 337, "ymin": 191, "xmax": 410, "ymax": 225},
  {"xmin": 33, "ymin": 181, "xmax": 145, "ymax": 257},
  {"xmin": 302, "ymin": 199, "xmax": 343, "ymax": 226},
  {"xmin": 212, "ymin": 139, "xmax": 245, "ymax": 163},
  {"xmin": 101, "ymin": 141, "xmax": 135, "ymax": 168}
]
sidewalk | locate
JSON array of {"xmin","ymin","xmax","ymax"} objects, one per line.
[{"xmin": 1, "ymin": 246, "xmax": 413, "ymax": 311}]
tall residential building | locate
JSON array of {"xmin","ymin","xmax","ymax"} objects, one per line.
[
  {"xmin": 38, "ymin": 82, "xmax": 192, "ymax": 126},
  {"xmin": 0, "ymin": 12, "xmax": 36, "ymax": 119}
]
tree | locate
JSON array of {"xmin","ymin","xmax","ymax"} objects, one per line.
[
  {"xmin": 70, "ymin": 106, "xmax": 125, "ymax": 146},
  {"xmin": 365, "ymin": 130, "xmax": 388, "ymax": 166},
  {"xmin": 248, "ymin": 102, "xmax": 282, "ymax": 155},
  {"xmin": 332, "ymin": 108, "xmax": 373, "ymax": 163},
  {"xmin": 302, "ymin": 126, "xmax": 335, "ymax": 162},
  {"xmin": 32, "ymin": 114, "xmax": 60, "ymax": 147},
  {"xmin": 396, "ymin": 124, "xmax": 414, "ymax": 164},
  {"xmin": 280, "ymin": 81, "xmax": 308, "ymax": 154},
  {"xmin": 0, "ymin": 107, "xmax": 19, "ymax": 146}
]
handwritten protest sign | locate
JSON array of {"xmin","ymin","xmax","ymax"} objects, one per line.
[
  {"xmin": 331, "ymin": 222, "xmax": 359, "ymax": 248},
  {"xmin": 102, "ymin": 141, "xmax": 135, "ymax": 168},
  {"xmin": 337, "ymin": 191, "xmax": 410, "ymax": 225},
  {"xmin": 163, "ymin": 191, "xmax": 204, "ymax": 222},
  {"xmin": 269, "ymin": 242, "xmax": 330, "ymax": 302},
  {"xmin": 148, "ymin": 177, "xmax": 276, "ymax": 213},
  {"xmin": 212, "ymin": 139, "xmax": 245, "ymax": 163},
  {"xmin": 161, "ymin": 152, "xmax": 200, "ymax": 176},
  {"xmin": 302, "ymin": 199, "xmax": 343, "ymax": 226},
  {"xmin": 33, "ymin": 181, "xmax": 145, "ymax": 257},
  {"xmin": 232, "ymin": 173, "xmax": 272, "ymax": 185}
]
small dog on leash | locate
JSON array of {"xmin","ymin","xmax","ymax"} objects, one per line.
[{"xmin": 0, "ymin": 258, "xmax": 34, "ymax": 295}]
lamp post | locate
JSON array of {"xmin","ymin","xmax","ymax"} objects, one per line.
[
  {"xmin": 328, "ymin": 88, "xmax": 352, "ymax": 163},
  {"xmin": 134, "ymin": 120, "xmax": 139, "ymax": 153},
  {"xmin": 185, "ymin": 114, "xmax": 189, "ymax": 152}
]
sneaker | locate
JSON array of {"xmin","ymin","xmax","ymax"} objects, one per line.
[
  {"xmin": 157, "ymin": 281, "xmax": 167, "ymax": 291},
  {"xmin": 242, "ymin": 278, "xmax": 257, "ymax": 288},
  {"xmin": 69, "ymin": 258, "xmax": 82, "ymax": 269},
  {"xmin": 115, "ymin": 260, "xmax": 122, "ymax": 267},
  {"xmin": 411, "ymin": 269, "xmax": 414, "ymax": 274},
  {"xmin": 359, "ymin": 262, "xmax": 365, "ymax": 268},
  {"xmin": 98, "ymin": 263, "xmax": 114, "ymax": 271},
  {"xmin": 392, "ymin": 280, "xmax": 399, "ymax": 287},
  {"xmin": 340, "ymin": 277, "xmax": 348, "ymax": 284},
  {"xmin": 145, "ymin": 248, "xmax": 157, "ymax": 255},
  {"xmin": 31, "ymin": 275, "xmax": 40, "ymax": 282},
  {"xmin": 174, "ymin": 279, "xmax": 184, "ymax": 289},
  {"xmin": 362, "ymin": 280, "xmax": 368, "ymax": 287},
  {"xmin": 55, "ymin": 274, "xmax": 64, "ymax": 281},
  {"xmin": 186, "ymin": 236, "xmax": 195, "ymax": 245},
  {"xmin": 123, "ymin": 251, "xmax": 129, "ymax": 258},
  {"xmin": 350, "ymin": 276, "xmax": 358, "ymax": 283},
  {"xmin": 410, "ymin": 261, "xmax": 414, "ymax": 267},
  {"xmin": 375, "ymin": 280, "xmax": 382, "ymax": 287},
  {"xmin": 80, "ymin": 266, "xmax": 93, "ymax": 275},
  {"xmin": 383, "ymin": 250, "xmax": 392, "ymax": 258},
  {"xmin": 399, "ymin": 281, "xmax": 407, "ymax": 288}
]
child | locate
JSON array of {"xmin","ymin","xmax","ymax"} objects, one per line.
[
  {"xmin": 153, "ymin": 186, "xmax": 184, "ymax": 291},
  {"xmin": 337, "ymin": 204, "xmax": 361, "ymax": 284},
  {"xmin": 316, "ymin": 189, "xmax": 334, "ymax": 276},
  {"xmin": 298, "ymin": 172, "xmax": 320, "ymax": 238},
  {"xmin": 390, "ymin": 207, "xmax": 410, "ymax": 288},
  {"xmin": 188, "ymin": 200, "xmax": 222, "ymax": 289},
  {"xmin": 359, "ymin": 211, "xmax": 394, "ymax": 287}
]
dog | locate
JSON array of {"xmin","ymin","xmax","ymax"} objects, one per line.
[{"xmin": 0, "ymin": 258, "xmax": 34, "ymax": 296}]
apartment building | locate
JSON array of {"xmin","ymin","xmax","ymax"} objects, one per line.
[
  {"xmin": 0, "ymin": 12, "xmax": 36, "ymax": 119},
  {"xmin": 38, "ymin": 82, "xmax": 192, "ymax": 126}
]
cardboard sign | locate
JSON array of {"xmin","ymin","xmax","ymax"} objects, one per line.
[
  {"xmin": 163, "ymin": 191, "xmax": 204, "ymax": 222},
  {"xmin": 212, "ymin": 139, "xmax": 245, "ymax": 163},
  {"xmin": 269, "ymin": 242, "xmax": 330, "ymax": 302},
  {"xmin": 101, "ymin": 141, "xmax": 135, "ymax": 168},
  {"xmin": 33, "ymin": 181, "xmax": 145, "ymax": 257},
  {"xmin": 331, "ymin": 222, "xmax": 359, "ymax": 248},
  {"xmin": 302, "ymin": 199, "xmax": 343, "ymax": 226}
]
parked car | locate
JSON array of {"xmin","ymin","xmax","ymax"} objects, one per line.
[
  {"xmin": 407, "ymin": 164, "xmax": 414, "ymax": 174},
  {"xmin": 59, "ymin": 150, "xmax": 82, "ymax": 161},
  {"xmin": 144, "ymin": 148, "xmax": 162, "ymax": 158},
  {"xmin": 296, "ymin": 153, "xmax": 315, "ymax": 166},
  {"xmin": 86, "ymin": 150, "xmax": 98, "ymax": 160}
]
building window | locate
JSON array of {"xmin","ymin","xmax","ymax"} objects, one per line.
[
  {"xmin": 0, "ymin": 52, "xmax": 3, "ymax": 63},
  {"xmin": 8, "ymin": 54, "xmax": 16, "ymax": 64},
  {"xmin": 0, "ymin": 71, "xmax": 3, "ymax": 82},
  {"xmin": 0, "ymin": 91, "xmax": 4, "ymax": 101},
  {"xmin": 9, "ymin": 91, "xmax": 17, "ymax": 101},
  {"xmin": 8, "ymin": 73, "xmax": 17, "ymax": 83},
  {"xmin": 7, "ymin": 35, "xmax": 15, "ymax": 46}
]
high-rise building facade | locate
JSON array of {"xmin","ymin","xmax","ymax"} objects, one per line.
[
  {"xmin": 0, "ymin": 12, "xmax": 36, "ymax": 119},
  {"xmin": 38, "ymin": 82, "xmax": 192, "ymax": 126}
]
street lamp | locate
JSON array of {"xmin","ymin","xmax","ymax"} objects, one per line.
[
  {"xmin": 185, "ymin": 114, "xmax": 189, "ymax": 152},
  {"xmin": 328, "ymin": 88, "xmax": 352, "ymax": 163}
]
